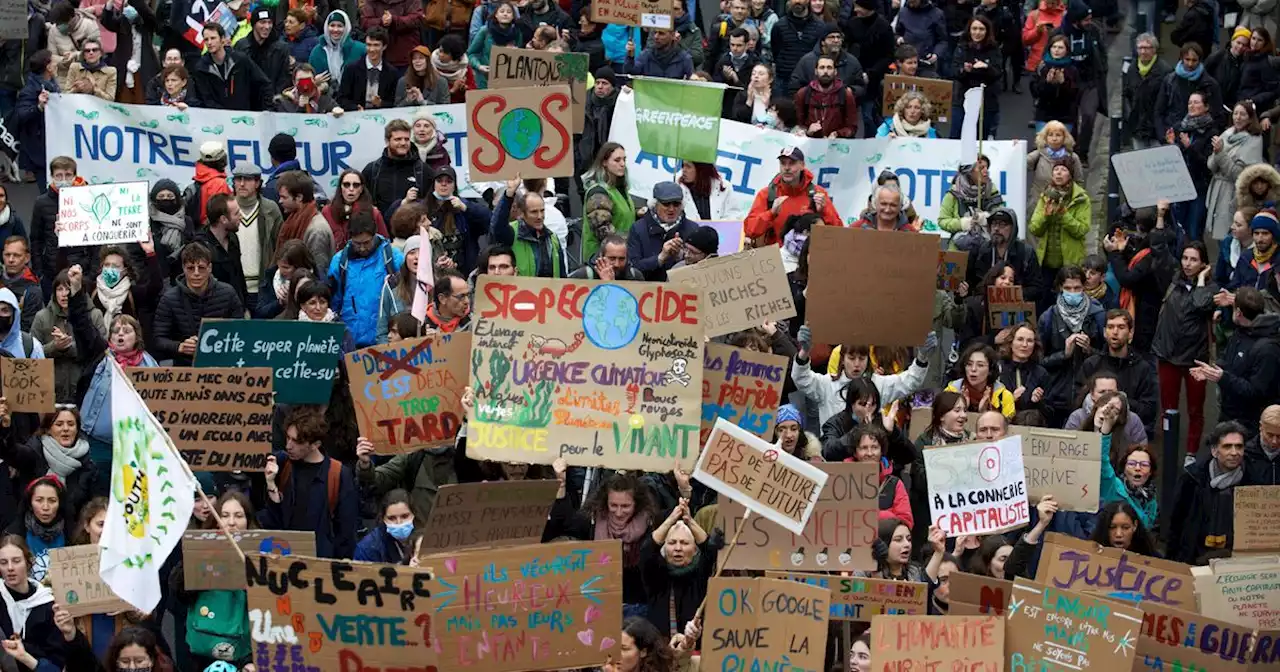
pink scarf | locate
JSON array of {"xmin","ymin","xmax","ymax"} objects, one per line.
[{"xmin": 595, "ymin": 513, "xmax": 650, "ymax": 567}]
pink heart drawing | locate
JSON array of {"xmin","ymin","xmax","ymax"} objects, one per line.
[
  {"xmin": 444, "ymin": 558, "xmax": 457, "ymax": 574},
  {"xmin": 584, "ymin": 606, "xmax": 602, "ymax": 624},
  {"xmin": 577, "ymin": 630, "xmax": 594, "ymax": 646},
  {"xmin": 600, "ymin": 637, "xmax": 616, "ymax": 651}
]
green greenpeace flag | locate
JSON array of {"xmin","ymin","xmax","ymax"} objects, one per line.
[{"xmin": 632, "ymin": 77, "xmax": 724, "ymax": 163}]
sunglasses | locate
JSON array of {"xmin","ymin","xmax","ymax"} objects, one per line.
[{"xmin": 341, "ymin": 181, "xmax": 362, "ymax": 188}]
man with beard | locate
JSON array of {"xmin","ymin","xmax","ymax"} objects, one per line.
[
  {"xmin": 195, "ymin": 193, "xmax": 249, "ymax": 306},
  {"xmin": 519, "ymin": 0, "xmax": 571, "ymax": 33},
  {"xmin": 361, "ymin": 119, "xmax": 428, "ymax": 216},
  {"xmin": 745, "ymin": 147, "xmax": 842, "ymax": 245},
  {"xmin": 771, "ymin": 0, "xmax": 827, "ymax": 94},
  {"xmin": 794, "ymin": 56, "xmax": 858, "ymax": 138},
  {"xmin": 712, "ymin": 28, "xmax": 759, "ymax": 117},
  {"xmin": 234, "ymin": 9, "xmax": 291, "ymax": 95},
  {"xmin": 843, "ymin": 0, "xmax": 895, "ymax": 131},
  {"xmin": 1228, "ymin": 209, "xmax": 1278, "ymax": 292},
  {"xmin": 327, "ymin": 210, "xmax": 403, "ymax": 348},
  {"xmin": 789, "ymin": 26, "xmax": 866, "ymax": 97},
  {"xmin": 966, "ymin": 208, "xmax": 1044, "ymax": 307},
  {"xmin": 577, "ymin": 67, "xmax": 619, "ymax": 169},
  {"xmin": 624, "ymin": 27, "xmax": 693, "ymax": 79},
  {"xmin": 492, "ymin": 177, "xmax": 568, "ymax": 278}
]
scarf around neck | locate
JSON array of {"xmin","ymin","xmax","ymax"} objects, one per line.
[
  {"xmin": 1125, "ymin": 478, "xmax": 1156, "ymax": 507},
  {"xmin": 1208, "ymin": 458, "xmax": 1243, "ymax": 489},
  {"xmin": 595, "ymin": 513, "xmax": 650, "ymax": 567},
  {"xmin": 1178, "ymin": 112, "xmax": 1215, "ymax": 134},
  {"xmin": 432, "ymin": 49, "xmax": 469, "ymax": 81},
  {"xmin": 0, "ymin": 206, "xmax": 9, "ymax": 226},
  {"xmin": 892, "ymin": 114, "xmax": 932, "ymax": 137},
  {"xmin": 949, "ymin": 170, "xmax": 999, "ymax": 210},
  {"xmin": 278, "ymin": 201, "xmax": 319, "ymax": 246},
  {"xmin": 112, "ymin": 341, "xmax": 147, "ymax": 367},
  {"xmin": 25, "ymin": 510, "xmax": 65, "ymax": 543},
  {"xmin": 1137, "ymin": 56, "xmax": 1157, "ymax": 76},
  {"xmin": 41, "ymin": 434, "xmax": 89, "ymax": 479},
  {"xmin": 488, "ymin": 18, "xmax": 519, "ymax": 45},
  {"xmin": 299, "ymin": 308, "xmax": 338, "ymax": 323},
  {"xmin": 1055, "ymin": 291, "xmax": 1090, "ymax": 333},
  {"xmin": 95, "ymin": 272, "xmax": 132, "ymax": 333},
  {"xmin": 1175, "ymin": 61, "xmax": 1204, "ymax": 80}
]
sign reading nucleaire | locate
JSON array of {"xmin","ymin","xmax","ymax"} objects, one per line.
[{"xmin": 57, "ymin": 181, "xmax": 150, "ymax": 247}]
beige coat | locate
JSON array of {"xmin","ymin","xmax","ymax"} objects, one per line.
[
  {"xmin": 61, "ymin": 62, "xmax": 118, "ymax": 101},
  {"xmin": 47, "ymin": 8, "xmax": 102, "ymax": 75}
]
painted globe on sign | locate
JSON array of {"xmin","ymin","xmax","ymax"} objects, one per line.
[
  {"xmin": 582, "ymin": 284, "xmax": 640, "ymax": 350},
  {"xmin": 498, "ymin": 108, "xmax": 542, "ymax": 160}
]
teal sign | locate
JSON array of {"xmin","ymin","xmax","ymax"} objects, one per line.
[{"xmin": 194, "ymin": 320, "xmax": 345, "ymax": 405}]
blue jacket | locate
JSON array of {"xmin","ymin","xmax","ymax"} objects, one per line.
[
  {"xmin": 376, "ymin": 279, "xmax": 407, "ymax": 344},
  {"xmin": 327, "ymin": 236, "xmax": 404, "ymax": 348},
  {"xmin": 1098, "ymin": 433, "xmax": 1159, "ymax": 530},
  {"xmin": 626, "ymin": 211, "xmax": 700, "ymax": 281},
  {"xmin": 259, "ymin": 452, "xmax": 360, "ymax": 559},
  {"xmin": 1228, "ymin": 247, "xmax": 1272, "ymax": 291},
  {"xmin": 625, "ymin": 46, "xmax": 694, "ymax": 80},
  {"xmin": 0, "ymin": 211, "xmax": 27, "ymax": 242},
  {"xmin": 14, "ymin": 74, "xmax": 59, "ymax": 174},
  {"xmin": 82, "ymin": 351, "xmax": 159, "ymax": 445},
  {"xmin": 283, "ymin": 24, "xmax": 320, "ymax": 64},
  {"xmin": 0, "ymin": 288, "xmax": 44, "ymax": 358},
  {"xmin": 353, "ymin": 525, "xmax": 408, "ymax": 564},
  {"xmin": 603, "ymin": 25, "xmax": 643, "ymax": 65},
  {"xmin": 875, "ymin": 118, "xmax": 940, "ymax": 137},
  {"xmin": 894, "ymin": 0, "xmax": 947, "ymax": 58}
]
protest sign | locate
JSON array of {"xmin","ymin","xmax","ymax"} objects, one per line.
[
  {"xmin": 344, "ymin": 334, "xmax": 469, "ymax": 454},
  {"xmin": 180, "ymin": 0, "xmax": 236, "ymax": 46},
  {"xmin": 770, "ymin": 571, "xmax": 928, "ymax": 620},
  {"xmin": 1035, "ymin": 532, "xmax": 1198, "ymax": 609},
  {"xmin": 127, "ymin": 366, "xmax": 273, "ymax": 470},
  {"xmin": 696, "ymin": 419, "xmax": 829, "ymax": 534},
  {"xmin": 608, "ymin": 91, "xmax": 1029, "ymax": 230},
  {"xmin": 1235, "ymin": 486, "xmax": 1280, "ymax": 554},
  {"xmin": 707, "ymin": 221, "xmax": 745, "ymax": 255},
  {"xmin": 703, "ymin": 577, "xmax": 829, "ymax": 672},
  {"xmin": 47, "ymin": 546, "xmax": 132, "ymax": 617},
  {"xmin": 1006, "ymin": 578, "xmax": 1144, "ymax": 671},
  {"xmin": 419, "ymin": 480, "xmax": 559, "ymax": 552},
  {"xmin": 925, "ymin": 435, "xmax": 1029, "ymax": 536},
  {"xmin": 0, "ymin": 0, "xmax": 25, "ymax": 40},
  {"xmin": 182, "ymin": 530, "xmax": 316, "ymax": 591},
  {"xmin": 489, "ymin": 47, "xmax": 588, "ymax": 134},
  {"xmin": 669, "ymin": 246, "xmax": 795, "ymax": 338},
  {"xmin": 988, "ymin": 285, "xmax": 1036, "ymax": 329},
  {"xmin": 947, "ymin": 572, "xmax": 1012, "ymax": 616},
  {"xmin": 937, "ymin": 250, "xmax": 968, "ymax": 292},
  {"xmin": 57, "ymin": 181, "xmax": 149, "ymax": 247},
  {"xmin": 418, "ymin": 540, "xmax": 623, "ymax": 672},
  {"xmin": 590, "ymin": 0, "xmax": 674, "ymax": 28},
  {"xmin": 1010, "ymin": 425, "xmax": 1102, "ymax": 512},
  {"xmin": 1112, "ymin": 145, "xmax": 1198, "ymax": 208},
  {"xmin": 633, "ymin": 77, "xmax": 725, "ymax": 163},
  {"xmin": 808, "ymin": 227, "xmax": 938, "ymax": 347},
  {"xmin": 466, "ymin": 85, "xmax": 573, "ymax": 181},
  {"xmin": 1192, "ymin": 558, "xmax": 1280, "ymax": 630},
  {"xmin": 468, "ymin": 276, "xmax": 704, "ymax": 470},
  {"xmin": 1137, "ymin": 600, "xmax": 1279, "ymax": 671},
  {"xmin": 699, "ymin": 344, "xmax": 786, "ymax": 445},
  {"xmin": 881, "ymin": 74, "xmax": 955, "ymax": 122},
  {"xmin": 194, "ymin": 319, "xmax": 344, "ymax": 405},
  {"xmin": 717, "ymin": 462, "xmax": 876, "ymax": 571},
  {"xmin": 871, "ymin": 615, "xmax": 1003, "ymax": 670},
  {"xmin": 0, "ymin": 358, "xmax": 54, "ymax": 413}
]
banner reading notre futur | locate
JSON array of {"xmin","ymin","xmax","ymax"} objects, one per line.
[{"xmin": 632, "ymin": 77, "xmax": 724, "ymax": 163}]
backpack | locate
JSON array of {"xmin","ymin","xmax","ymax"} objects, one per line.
[
  {"xmin": 280, "ymin": 458, "xmax": 343, "ymax": 516},
  {"xmin": 186, "ymin": 590, "xmax": 250, "ymax": 661},
  {"xmin": 332, "ymin": 242, "xmax": 397, "ymax": 305}
]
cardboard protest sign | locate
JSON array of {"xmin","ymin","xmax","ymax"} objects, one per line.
[
  {"xmin": 669, "ymin": 246, "xmax": 795, "ymax": 338},
  {"xmin": 182, "ymin": 530, "xmax": 316, "ymax": 591},
  {"xmin": 590, "ymin": 0, "xmax": 674, "ymax": 28},
  {"xmin": 937, "ymin": 250, "xmax": 968, "ymax": 292},
  {"xmin": 1112, "ymin": 145, "xmax": 1198, "ymax": 207},
  {"xmin": 127, "ymin": 367, "xmax": 273, "ymax": 471},
  {"xmin": 872, "ymin": 615, "xmax": 1003, "ymax": 670},
  {"xmin": 881, "ymin": 74, "xmax": 955, "ymax": 122},
  {"xmin": 947, "ymin": 572, "xmax": 1012, "ymax": 616},
  {"xmin": 468, "ymin": 276, "xmax": 704, "ymax": 471},
  {"xmin": 1035, "ymin": 532, "xmax": 1198, "ymax": 610},
  {"xmin": 47, "ymin": 545, "xmax": 132, "ymax": 617},
  {"xmin": 344, "ymin": 334, "xmax": 469, "ymax": 454},
  {"xmin": 489, "ymin": 47, "xmax": 589, "ymax": 134},
  {"xmin": 769, "ymin": 571, "xmax": 928, "ymax": 620},
  {"xmin": 716, "ymin": 462, "xmax": 876, "ymax": 571},
  {"xmin": 1235, "ymin": 486, "xmax": 1280, "ymax": 554},
  {"xmin": 808, "ymin": 227, "xmax": 937, "ymax": 347},
  {"xmin": 1192, "ymin": 558, "xmax": 1280, "ymax": 630},
  {"xmin": 465, "ymin": 85, "xmax": 574, "ymax": 181},
  {"xmin": 988, "ymin": 285, "xmax": 1036, "ymax": 329},
  {"xmin": 0, "ymin": 358, "xmax": 54, "ymax": 413},
  {"xmin": 703, "ymin": 577, "xmax": 829, "ymax": 672},
  {"xmin": 418, "ymin": 540, "xmax": 623, "ymax": 672},
  {"xmin": 419, "ymin": 480, "xmax": 559, "ymax": 552},
  {"xmin": 1011, "ymin": 425, "xmax": 1102, "ymax": 512},
  {"xmin": 57, "ymin": 181, "xmax": 149, "ymax": 247},
  {"xmin": 1138, "ymin": 600, "xmax": 1279, "ymax": 671},
  {"xmin": 1006, "ymin": 578, "xmax": 1144, "ymax": 671},
  {"xmin": 194, "ymin": 319, "xmax": 344, "ymax": 405},
  {"xmin": 695, "ymin": 418, "xmax": 828, "ymax": 534},
  {"xmin": 924, "ymin": 435, "xmax": 1030, "ymax": 537},
  {"xmin": 700, "ymin": 343, "xmax": 787, "ymax": 444}
]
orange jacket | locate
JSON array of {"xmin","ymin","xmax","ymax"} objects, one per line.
[{"xmin": 743, "ymin": 169, "xmax": 843, "ymax": 245}]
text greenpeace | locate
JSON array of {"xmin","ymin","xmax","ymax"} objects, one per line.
[
  {"xmin": 635, "ymin": 108, "xmax": 717, "ymax": 130},
  {"xmin": 609, "ymin": 90, "xmax": 1028, "ymax": 231},
  {"xmin": 44, "ymin": 94, "xmax": 490, "ymax": 197}
]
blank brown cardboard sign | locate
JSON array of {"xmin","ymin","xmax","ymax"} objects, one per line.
[
  {"xmin": 489, "ymin": 47, "xmax": 589, "ymax": 134},
  {"xmin": 127, "ymin": 366, "xmax": 273, "ymax": 471},
  {"xmin": 947, "ymin": 572, "xmax": 1012, "ymax": 616},
  {"xmin": 807, "ymin": 227, "xmax": 937, "ymax": 347},
  {"xmin": 1006, "ymin": 578, "xmax": 1144, "ymax": 671},
  {"xmin": 871, "ymin": 615, "xmax": 1003, "ymax": 670},
  {"xmin": 48, "ymin": 545, "xmax": 132, "ymax": 617},
  {"xmin": 881, "ymin": 74, "xmax": 955, "ymax": 122},
  {"xmin": 0, "ymin": 358, "xmax": 54, "ymax": 413},
  {"xmin": 702, "ymin": 577, "xmax": 829, "ymax": 672},
  {"xmin": 182, "ymin": 529, "xmax": 316, "ymax": 590},
  {"xmin": 669, "ymin": 246, "xmax": 796, "ymax": 338},
  {"xmin": 590, "ymin": 0, "xmax": 674, "ymax": 28},
  {"xmin": 419, "ymin": 480, "xmax": 559, "ymax": 552},
  {"xmin": 1234, "ymin": 486, "xmax": 1280, "ymax": 553},
  {"xmin": 465, "ymin": 85, "xmax": 574, "ymax": 181}
]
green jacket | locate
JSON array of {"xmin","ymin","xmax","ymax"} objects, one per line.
[
  {"xmin": 938, "ymin": 189, "xmax": 1006, "ymax": 234},
  {"xmin": 1028, "ymin": 181, "xmax": 1091, "ymax": 267}
]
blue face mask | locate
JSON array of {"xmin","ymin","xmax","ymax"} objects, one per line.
[
  {"xmin": 386, "ymin": 520, "xmax": 414, "ymax": 541},
  {"xmin": 101, "ymin": 267, "xmax": 122, "ymax": 288},
  {"xmin": 1061, "ymin": 290, "xmax": 1085, "ymax": 307},
  {"xmin": 122, "ymin": 5, "xmax": 138, "ymax": 21}
]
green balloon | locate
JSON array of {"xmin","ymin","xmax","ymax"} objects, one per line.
[{"xmin": 498, "ymin": 108, "xmax": 542, "ymax": 160}]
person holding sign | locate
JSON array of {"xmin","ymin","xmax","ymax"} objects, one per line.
[
  {"xmin": 175, "ymin": 492, "xmax": 255, "ymax": 671},
  {"xmin": 353, "ymin": 489, "xmax": 418, "ymax": 564},
  {"xmin": 908, "ymin": 390, "xmax": 971, "ymax": 540},
  {"xmin": 0, "ymin": 535, "xmax": 63, "ymax": 672},
  {"xmin": 639, "ymin": 498, "xmax": 717, "ymax": 638}
]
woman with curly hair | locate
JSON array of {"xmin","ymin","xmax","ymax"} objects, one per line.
[
  {"xmin": 609, "ymin": 617, "xmax": 677, "ymax": 672},
  {"xmin": 996, "ymin": 321, "xmax": 1049, "ymax": 412},
  {"xmin": 60, "ymin": 623, "xmax": 175, "ymax": 672},
  {"xmin": 876, "ymin": 90, "xmax": 938, "ymax": 138},
  {"xmin": 1026, "ymin": 121, "xmax": 1084, "ymax": 216}
]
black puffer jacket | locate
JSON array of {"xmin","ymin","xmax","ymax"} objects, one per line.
[
  {"xmin": 151, "ymin": 277, "xmax": 244, "ymax": 365},
  {"xmin": 1037, "ymin": 300, "xmax": 1106, "ymax": 415},
  {"xmin": 1078, "ymin": 349, "xmax": 1159, "ymax": 431},
  {"xmin": 1107, "ymin": 242, "xmax": 1173, "ymax": 354},
  {"xmin": 1218, "ymin": 312, "xmax": 1280, "ymax": 427},
  {"xmin": 1205, "ymin": 47, "xmax": 1245, "ymax": 106},
  {"xmin": 1122, "ymin": 57, "xmax": 1172, "ymax": 142},
  {"xmin": 1243, "ymin": 435, "xmax": 1280, "ymax": 486},
  {"xmin": 770, "ymin": 11, "xmax": 829, "ymax": 93},
  {"xmin": 1154, "ymin": 70, "xmax": 1224, "ymax": 139},
  {"xmin": 235, "ymin": 27, "xmax": 293, "ymax": 97},
  {"xmin": 1151, "ymin": 276, "xmax": 1218, "ymax": 367}
]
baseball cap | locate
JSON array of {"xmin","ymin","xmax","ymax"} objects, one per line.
[{"xmin": 778, "ymin": 146, "xmax": 805, "ymax": 162}]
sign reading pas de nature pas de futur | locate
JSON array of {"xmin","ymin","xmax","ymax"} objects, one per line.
[{"xmin": 632, "ymin": 77, "xmax": 723, "ymax": 164}]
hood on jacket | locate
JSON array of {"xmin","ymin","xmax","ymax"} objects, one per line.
[
  {"xmin": 1235, "ymin": 163, "xmax": 1280, "ymax": 208},
  {"xmin": 0, "ymin": 287, "xmax": 25, "ymax": 355},
  {"xmin": 1241, "ymin": 312, "xmax": 1280, "ymax": 338},
  {"xmin": 323, "ymin": 10, "xmax": 352, "ymax": 47},
  {"xmin": 151, "ymin": 178, "xmax": 181, "ymax": 201},
  {"xmin": 989, "ymin": 206, "xmax": 1020, "ymax": 236},
  {"xmin": 194, "ymin": 162, "xmax": 226, "ymax": 185}
]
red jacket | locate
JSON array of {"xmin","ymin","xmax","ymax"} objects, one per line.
[
  {"xmin": 743, "ymin": 169, "xmax": 843, "ymax": 245},
  {"xmin": 843, "ymin": 457, "xmax": 913, "ymax": 528},
  {"xmin": 192, "ymin": 163, "xmax": 232, "ymax": 226}
]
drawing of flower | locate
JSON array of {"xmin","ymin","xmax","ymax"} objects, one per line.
[
  {"xmin": 336, "ymin": 124, "xmax": 361, "ymax": 136},
  {"xmin": 76, "ymin": 110, "xmax": 100, "ymax": 120},
  {"xmin": 304, "ymin": 118, "xmax": 327, "ymax": 128},
  {"xmin": 139, "ymin": 120, "xmax": 159, "ymax": 129},
  {"xmin": 81, "ymin": 192, "xmax": 112, "ymax": 223},
  {"xmin": 166, "ymin": 113, "xmax": 189, "ymax": 125},
  {"xmin": 108, "ymin": 104, "xmax": 130, "ymax": 116},
  {"xmin": 433, "ymin": 111, "xmax": 454, "ymax": 125}
]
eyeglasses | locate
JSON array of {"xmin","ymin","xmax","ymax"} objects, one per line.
[
  {"xmin": 1125, "ymin": 460, "xmax": 1151, "ymax": 469},
  {"xmin": 83, "ymin": 47, "xmax": 101, "ymax": 53},
  {"xmin": 341, "ymin": 181, "xmax": 362, "ymax": 188}
]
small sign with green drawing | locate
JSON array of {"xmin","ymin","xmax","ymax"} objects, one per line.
[{"xmin": 57, "ymin": 180, "xmax": 150, "ymax": 247}]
